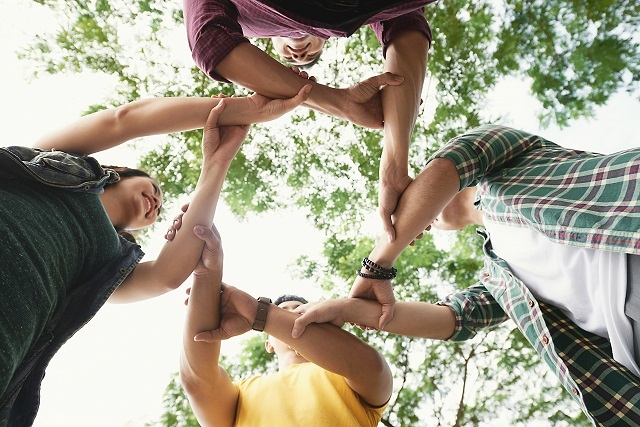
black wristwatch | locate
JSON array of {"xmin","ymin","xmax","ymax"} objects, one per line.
[{"xmin": 251, "ymin": 297, "xmax": 272, "ymax": 332}]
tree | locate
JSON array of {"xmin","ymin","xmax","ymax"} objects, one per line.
[{"xmin": 18, "ymin": 0, "xmax": 637, "ymax": 424}]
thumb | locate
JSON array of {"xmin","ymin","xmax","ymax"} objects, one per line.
[
  {"xmin": 205, "ymin": 99, "xmax": 226, "ymax": 130},
  {"xmin": 292, "ymin": 314, "xmax": 311, "ymax": 339},
  {"xmin": 368, "ymin": 72, "xmax": 404, "ymax": 88},
  {"xmin": 283, "ymin": 84, "xmax": 312, "ymax": 111},
  {"xmin": 379, "ymin": 303, "xmax": 395, "ymax": 330},
  {"xmin": 194, "ymin": 329, "xmax": 222, "ymax": 343},
  {"xmin": 379, "ymin": 208, "xmax": 396, "ymax": 243}
]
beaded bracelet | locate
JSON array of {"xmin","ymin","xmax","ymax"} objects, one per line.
[
  {"xmin": 356, "ymin": 257, "xmax": 397, "ymax": 280},
  {"xmin": 356, "ymin": 270, "xmax": 395, "ymax": 280},
  {"xmin": 362, "ymin": 257, "xmax": 397, "ymax": 278}
]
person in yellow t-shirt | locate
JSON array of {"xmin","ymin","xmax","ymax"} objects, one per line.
[{"xmin": 178, "ymin": 224, "xmax": 393, "ymax": 427}]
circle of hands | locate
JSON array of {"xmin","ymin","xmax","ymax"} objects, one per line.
[{"xmin": 165, "ymin": 66, "xmax": 428, "ymax": 341}]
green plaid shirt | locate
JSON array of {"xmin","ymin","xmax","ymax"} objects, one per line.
[{"xmin": 434, "ymin": 125, "xmax": 640, "ymax": 426}]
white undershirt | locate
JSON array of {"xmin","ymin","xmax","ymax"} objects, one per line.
[{"xmin": 484, "ymin": 218, "xmax": 640, "ymax": 377}]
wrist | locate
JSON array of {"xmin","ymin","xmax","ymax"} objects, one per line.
[
  {"xmin": 250, "ymin": 297, "xmax": 271, "ymax": 331},
  {"xmin": 379, "ymin": 161, "xmax": 409, "ymax": 184},
  {"xmin": 306, "ymin": 84, "xmax": 344, "ymax": 119},
  {"xmin": 367, "ymin": 249, "xmax": 397, "ymax": 270}
]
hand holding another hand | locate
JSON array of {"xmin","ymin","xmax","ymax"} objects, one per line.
[
  {"xmin": 378, "ymin": 174, "xmax": 413, "ymax": 243},
  {"xmin": 249, "ymin": 83, "xmax": 312, "ymax": 123},
  {"xmin": 193, "ymin": 283, "xmax": 258, "ymax": 342},
  {"xmin": 202, "ymin": 100, "xmax": 250, "ymax": 167},
  {"xmin": 341, "ymin": 72, "xmax": 404, "ymax": 129},
  {"xmin": 349, "ymin": 276, "xmax": 395, "ymax": 330},
  {"xmin": 291, "ymin": 299, "xmax": 347, "ymax": 338}
]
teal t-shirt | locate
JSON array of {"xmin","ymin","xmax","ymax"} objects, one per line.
[{"xmin": 0, "ymin": 180, "xmax": 121, "ymax": 395}]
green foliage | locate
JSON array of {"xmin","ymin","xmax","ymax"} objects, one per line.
[
  {"xmin": 219, "ymin": 335, "xmax": 278, "ymax": 380},
  {"xmin": 19, "ymin": 1, "xmax": 638, "ymax": 424},
  {"xmin": 146, "ymin": 373, "xmax": 199, "ymax": 427}
]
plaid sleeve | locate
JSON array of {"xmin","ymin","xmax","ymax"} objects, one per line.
[
  {"xmin": 438, "ymin": 283, "xmax": 510, "ymax": 341},
  {"xmin": 369, "ymin": 8, "xmax": 432, "ymax": 58},
  {"xmin": 183, "ymin": 0, "xmax": 250, "ymax": 83},
  {"xmin": 430, "ymin": 125, "xmax": 547, "ymax": 190}
]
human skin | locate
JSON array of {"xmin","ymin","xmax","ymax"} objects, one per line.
[
  {"xmin": 33, "ymin": 85, "xmax": 311, "ymax": 303},
  {"xmin": 215, "ymin": 30, "xmax": 430, "ymax": 237},
  {"xmin": 349, "ymin": 158, "xmax": 478, "ymax": 328},
  {"xmin": 180, "ymin": 226, "xmax": 393, "ymax": 427}
]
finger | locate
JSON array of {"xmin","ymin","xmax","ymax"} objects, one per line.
[
  {"xmin": 416, "ymin": 232, "xmax": 424, "ymax": 240},
  {"xmin": 193, "ymin": 330, "xmax": 219, "ymax": 342},
  {"xmin": 193, "ymin": 225, "xmax": 217, "ymax": 246},
  {"xmin": 299, "ymin": 70, "xmax": 308, "ymax": 79},
  {"xmin": 292, "ymin": 304, "xmax": 307, "ymax": 314},
  {"xmin": 368, "ymin": 72, "xmax": 404, "ymax": 89},
  {"xmin": 310, "ymin": 76, "xmax": 316, "ymax": 82},
  {"xmin": 186, "ymin": 287, "xmax": 191, "ymax": 295},
  {"xmin": 184, "ymin": 297, "xmax": 189, "ymax": 306},
  {"xmin": 290, "ymin": 84, "xmax": 312, "ymax": 106},
  {"xmin": 379, "ymin": 207, "xmax": 396, "ymax": 243},
  {"xmin": 379, "ymin": 303, "xmax": 395, "ymax": 330},
  {"xmin": 292, "ymin": 314, "xmax": 311, "ymax": 338},
  {"xmin": 172, "ymin": 212, "xmax": 184, "ymax": 231},
  {"xmin": 210, "ymin": 223, "xmax": 221, "ymax": 241},
  {"xmin": 205, "ymin": 99, "xmax": 226, "ymax": 130},
  {"xmin": 181, "ymin": 202, "xmax": 190, "ymax": 213},
  {"xmin": 409, "ymin": 240, "xmax": 415, "ymax": 246},
  {"xmin": 164, "ymin": 227, "xmax": 175, "ymax": 241},
  {"xmin": 290, "ymin": 66, "xmax": 300, "ymax": 74}
]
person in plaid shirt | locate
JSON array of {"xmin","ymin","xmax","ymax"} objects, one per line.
[
  {"xmin": 291, "ymin": 124, "xmax": 640, "ymax": 425},
  {"xmin": 183, "ymin": 0, "xmax": 435, "ymax": 243}
]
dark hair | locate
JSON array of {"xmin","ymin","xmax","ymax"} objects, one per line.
[
  {"xmin": 101, "ymin": 165, "xmax": 155, "ymax": 244},
  {"xmin": 297, "ymin": 50, "xmax": 323, "ymax": 70},
  {"xmin": 274, "ymin": 294, "xmax": 308, "ymax": 306},
  {"xmin": 102, "ymin": 165, "xmax": 152, "ymax": 188}
]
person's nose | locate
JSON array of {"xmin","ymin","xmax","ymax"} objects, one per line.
[
  {"xmin": 288, "ymin": 46, "xmax": 307, "ymax": 61},
  {"xmin": 291, "ymin": 51, "xmax": 306, "ymax": 61}
]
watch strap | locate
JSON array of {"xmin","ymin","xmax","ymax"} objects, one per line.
[{"xmin": 252, "ymin": 297, "xmax": 272, "ymax": 332}]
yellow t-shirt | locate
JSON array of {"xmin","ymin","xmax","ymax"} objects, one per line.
[{"xmin": 234, "ymin": 362, "xmax": 386, "ymax": 426}]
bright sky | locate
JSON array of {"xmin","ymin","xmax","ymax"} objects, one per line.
[{"xmin": 1, "ymin": 2, "xmax": 638, "ymax": 426}]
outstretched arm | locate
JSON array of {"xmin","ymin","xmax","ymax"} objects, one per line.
[
  {"xmin": 350, "ymin": 158, "xmax": 461, "ymax": 327},
  {"xmin": 378, "ymin": 30, "xmax": 429, "ymax": 241},
  {"xmin": 292, "ymin": 299, "xmax": 455, "ymax": 340},
  {"xmin": 195, "ymin": 286, "xmax": 394, "ymax": 408},
  {"xmin": 180, "ymin": 225, "xmax": 238, "ymax": 427},
  {"xmin": 109, "ymin": 90, "xmax": 309, "ymax": 302},
  {"xmin": 293, "ymin": 283, "xmax": 510, "ymax": 342},
  {"xmin": 216, "ymin": 43, "xmax": 405, "ymax": 129},
  {"xmin": 34, "ymin": 89, "xmax": 310, "ymax": 155},
  {"xmin": 351, "ymin": 125, "xmax": 547, "ymax": 327}
]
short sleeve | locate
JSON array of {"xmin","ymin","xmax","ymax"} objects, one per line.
[
  {"xmin": 183, "ymin": 0, "xmax": 251, "ymax": 82},
  {"xmin": 369, "ymin": 8, "xmax": 432, "ymax": 57}
]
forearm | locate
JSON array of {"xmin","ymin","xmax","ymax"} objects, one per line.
[
  {"xmin": 265, "ymin": 306, "xmax": 387, "ymax": 382},
  {"xmin": 371, "ymin": 158, "xmax": 461, "ymax": 266},
  {"xmin": 340, "ymin": 299, "xmax": 455, "ymax": 340},
  {"xmin": 152, "ymin": 162, "xmax": 227, "ymax": 287},
  {"xmin": 216, "ymin": 43, "xmax": 345, "ymax": 119},
  {"xmin": 35, "ymin": 96, "xmax": 265, "ymax": 155},
  {"xmin": 181, "ymin": 270, "xmax": 224, "ymax": 384},
  {"xmin": 379, "ymin": 31, "xmax": 428, "ymax": 180}
]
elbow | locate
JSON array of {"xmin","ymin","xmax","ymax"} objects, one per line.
[
  {"xmin": 348, "ymin": 344, "xmax": 390, "ymax": 381},
  {"xmin": 112, "ymin": 99, "xmax": 150, "ymax": 131},
  {"xmin": 180, "ymin": 369, "xmax": 204, "ymax": 397},
  {"xmin": 112, "ymin": 102, "xmax": 134, "ymax": 127}
]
